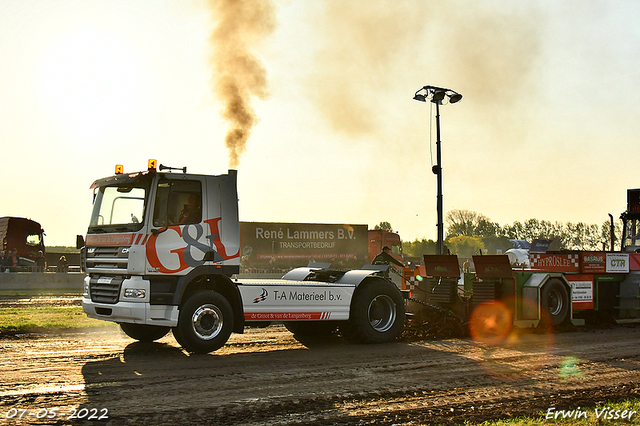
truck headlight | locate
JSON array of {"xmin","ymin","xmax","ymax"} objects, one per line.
[
  {"xmin": 124, "ymin": 288, "xmax": 146, "ymax": 298},
  {"xmin": 83, "ymin": 281, "xmax": 90, "ymax": 297}
]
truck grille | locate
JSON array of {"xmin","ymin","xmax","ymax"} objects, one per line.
[
  {"xmin": 90, "ymin": 276, "xmax": 124, "ymax": 304},
  {"xmin": 85, "ymin": 246, "xmax": 130, "ymax": 274}
]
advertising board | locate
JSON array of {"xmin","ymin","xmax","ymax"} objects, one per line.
[
  {"xmin": 580, "ymin": 252, "xmax": 607, "ymax": 274},
  {"xmin": 606, "ymin": 253, "xmax": 629, "ymax": 273},
  {"xmin": 530, "ymin": 253, "xmax": 580, "ymax": 272},
  {"xmin": 239, "ymin": 222, "xmax": 368, "ymax": 271},
  {"xmin": 565, "ymin": 274, "xmax": 594, "ymax": 310}
]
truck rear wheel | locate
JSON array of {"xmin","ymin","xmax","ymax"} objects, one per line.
[
  {"xmin": 176, "ymin": 290, "xmax": 234, "ymax": 354},
  {"xmin": 340, "ymin": 278, "xmax": 405, "ymax": 344},
  {"xmin": 540, "ymin": 279, "xmax": 569, "ymax": 327},
  {"xmin": 119, "ymin": 323, "xmax": 170, "ymax": 342}
]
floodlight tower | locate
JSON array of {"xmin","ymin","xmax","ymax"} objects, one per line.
[{"xmin": 413, "ymin": 85, "xmax": 462, "ymax": 255}]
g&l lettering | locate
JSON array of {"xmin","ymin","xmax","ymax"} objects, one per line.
[{"xmin": 146, "ymin": 218, "xmax": 239, "ymax": 273}]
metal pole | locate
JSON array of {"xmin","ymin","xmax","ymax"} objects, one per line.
[
  {"xmin": 608, "ymin": 213, "xmax": 615, "ymax": 252},
  {"xmin": 434, "ymin": 101, "xmax": 444, "ymax": 255}
]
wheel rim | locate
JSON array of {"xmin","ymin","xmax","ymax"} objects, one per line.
[
  {"xmin": 547, "ymin": 289, "xmax": 563, "ymax": 316},
  {"xmin": 191, "ymin": 304, "xmax": 224, "ymax": 340},
  {"xmin": 368, "ymin": 294, "xmax": 396, "ymax": 332}
]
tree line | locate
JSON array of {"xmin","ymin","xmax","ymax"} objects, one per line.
[{"xmin": 397, "ymin": 209, "xmax": 622, "ymax": 259}]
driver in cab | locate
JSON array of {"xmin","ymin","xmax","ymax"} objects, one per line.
[{"xmin": 178, "ymin": 193, "xmax": 201, "ymax": 224}]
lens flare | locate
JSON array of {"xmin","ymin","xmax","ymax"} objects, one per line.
[
  {"xmin": 469, "ymin": 301, "xmax": 513, "ymax": 345},
  {"xmin": 469, "ymin": 299, "xmax": 555, "ymax": 380},
  {"xmin": 559, "ymin": 356, "xmax": 583, "ymax": 380}
]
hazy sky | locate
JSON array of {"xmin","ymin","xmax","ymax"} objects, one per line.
[{"xmin": 1, "ymin": 0, "xmax": 640, "ymax": 246}]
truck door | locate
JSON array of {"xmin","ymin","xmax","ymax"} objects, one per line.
[{"xmin": 146, "ymin": 177, "xmax": 207, "ymax": 274}]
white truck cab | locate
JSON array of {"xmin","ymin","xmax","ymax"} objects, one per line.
[{"xmin": 80, "ymin": 162, "xmax": 405, "ymax": 353}]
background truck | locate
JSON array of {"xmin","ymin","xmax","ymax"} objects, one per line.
[
  {"xmin": 238, "ymin": 222, "xmax": 405, "ymax": 290},
  {"xmin": 0, "ymin": 216, "xmax": 46, "ymax": 264},
  {"xmin": 239, "ymin": 222, "xmax": 369, "ymax": 273},
  {"xmin": 79, "ymin": 162, "xmax": 405, "ymax": 353},
  {"xmin": 367, "ymin": 228, "xmax": 403, "ymax": 264},
  {"xmin": 238, "ymin": 222, "xmax": 403, "ymax": 273}
]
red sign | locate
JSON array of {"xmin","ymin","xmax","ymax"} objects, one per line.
[
  {"xmin": 580, "ymin": 252, "xmax": 606, "ymax": 274},
  {"xmin": 530, "ymin": 253, "xmax": 580, "ymax": 272},
  {"xmin": 566, "ymin": 274, "xmax": 594, "ymax": 310}
]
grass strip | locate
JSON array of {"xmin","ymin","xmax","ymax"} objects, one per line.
[
  {"xmin": 0, "ymin": 305, "xmax": 116, "ymax": 333},
  {"xmin": 0, "ymin": 288, "xmax": 81, "ymax": 297}
]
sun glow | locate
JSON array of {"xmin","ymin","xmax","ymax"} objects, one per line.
[{"xmin": 36, "ymin": 25, "xmax": 150, "ymax": 143}]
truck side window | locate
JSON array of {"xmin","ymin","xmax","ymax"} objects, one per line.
[
  {"xmin": 153, "ymin": 180, "xmax": 202, "ymax": 227},
  {"xmin": 153, "ymin": 183, "xmax": 171, "ymax": 226}
]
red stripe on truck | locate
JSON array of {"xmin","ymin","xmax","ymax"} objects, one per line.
[{"xmin": 244, "ymin": 312, "xmax": 329, "ymax": 321}]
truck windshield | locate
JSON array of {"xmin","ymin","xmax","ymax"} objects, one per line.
[
  {"xmin": 26, "ymin": 233, "xmax": 43, "ymax": 246},
  {"xmin": 89, "ymin": 185, "xmax": 147, "ymax": 232}
]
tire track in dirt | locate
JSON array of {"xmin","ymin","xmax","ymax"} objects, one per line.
[{"xmin": 0, "ymin": 325, "xmax": 639, "ymax": 425}]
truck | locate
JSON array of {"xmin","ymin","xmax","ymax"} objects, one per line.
[
  {"xmin": 367, "ymin": 228, "xmax": 403, "ymax": 264},
  {"xmin": 402, "ymin": 188, "xmax": 640, "ymax": 341},
  {"xmin": 239, "ymin": 222, "xmax": 368, "ymax": 273},
  {"xmin": 239, "ymin": 222, "xmax": 402, "ymax": 273},
  {"xmin": 0, "ymin": 216, "xmax": 46, "ymax": 262},
  {"xmin": 238, "ymin": 222, "xmax": 404, "ymax": 290},
  {"xmin": 79, "ymin": 162, "xmax": 406, "ymax": 353}
]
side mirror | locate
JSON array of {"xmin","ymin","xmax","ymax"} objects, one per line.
[{"xmin": 76, "ymin": 235, "xmax": 85, "ymax": 250}]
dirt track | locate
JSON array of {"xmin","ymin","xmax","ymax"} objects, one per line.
[{"xmin": 1, "ymin": 324, "xmax": 639, "ymax": 425}]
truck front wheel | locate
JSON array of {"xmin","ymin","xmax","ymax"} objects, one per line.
[
  {"xmin": 340, "ymin": 279, "xmax": 405, "ymax": 344},
  {"xmin": 119, "ymin": 323, "xmax": 170, "ymax": 342},
  {"xmin": 176, "ymin": 290, "xmax": 234, "ymax": 354}
]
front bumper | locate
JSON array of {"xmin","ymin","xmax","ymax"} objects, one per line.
[
  {"xmin": 83, "ymin": 298, "xmax": 179, "ymax": 327},
  {"xmin": 82, "ymin": 275, "xmax": 179, "ymax": 327}
]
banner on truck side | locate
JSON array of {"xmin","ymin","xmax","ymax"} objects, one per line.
[
  {"xmin": 530, "ymin": 253, "xmax": 580, "ymax": 272},
  {"xmin": 239, "ymin": 284, "xmax": 354, "ymax": 321}
]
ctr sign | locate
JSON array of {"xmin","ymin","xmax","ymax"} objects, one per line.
[{"xmin": 606, "ymin": 253, "xmax": 629, "ymax": 273}]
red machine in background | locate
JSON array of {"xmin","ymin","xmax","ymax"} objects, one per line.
[
  {"xmin": 401, "ymin": 188, "xmax": 640, "ymax": 338},
  {"xmin": 0, "ymin": 216, "xmax": 45, "ymax": 261}
]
